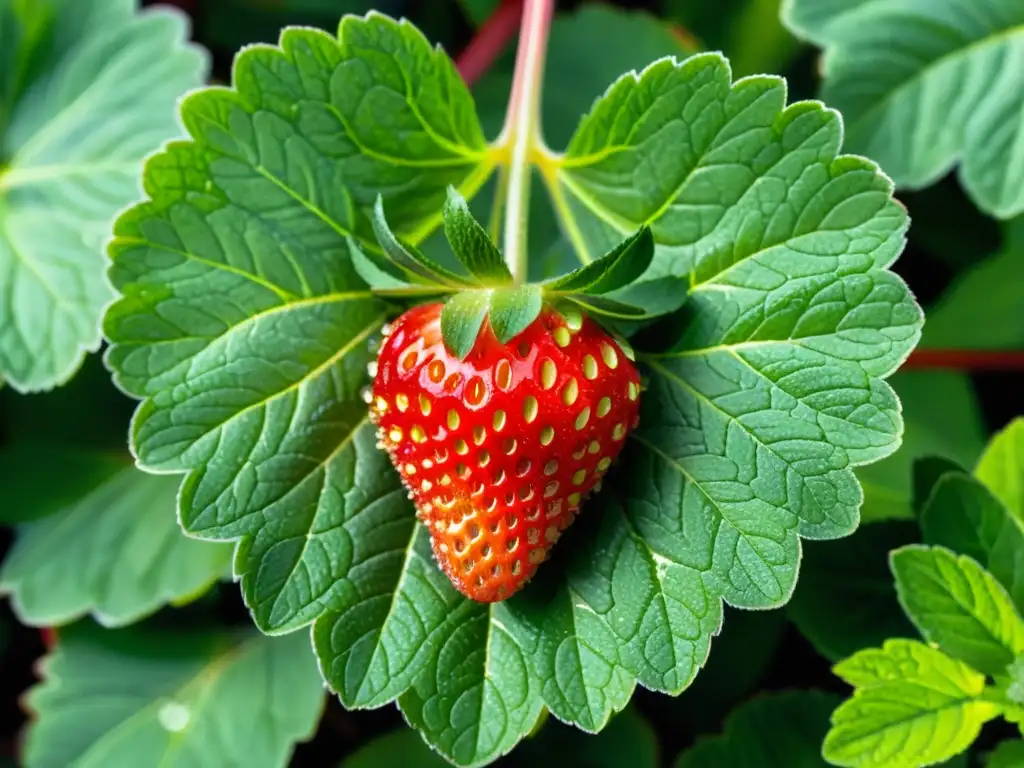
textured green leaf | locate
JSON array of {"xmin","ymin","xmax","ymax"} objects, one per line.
[
  {"xmin": 0, "ymin": 0, "xmax": 207, "ymax": 391},
  {"xmin": 22, "ymin": 623, "xmax": 325, "ymax": 768},
  {"xmin": 373, "ymin": 196, "xmax": 467, "ymax": 287},
  {"xmin": 826, "ymin": 639, "xmax": 1001, "ymax": 768},
  {"xmin": 102, "ymin": 11, "xmax": 493, "ymax": 641},
  {"xmin": 789, "ymin": 522, "xmax": 918, "ymax": 662},
  {"xmin": 441, "ymin": 290, "xmax": 490, "ymax": 359},
  {"xmin": 675, "ymin": 691, "xmax": 841, "ymax": 767},
  {"xmin": 921, "ymin": 472, "xmax": 1024, "ymax": 611},
  {"xmin": 443, "ymin": 186, "xmax": 512, "ymax": 285},
  {"xmin": 986, "ymin": 740, "xmax": 1024, "ymax": 768},
  {"xmin": 977, "ymin": 419, "xmax": 1024, "ymax": 521},
  {"xmin": 0, "ymin": 463, "xmax": 232, "ymax": 627},
  {"xmin": 782, "ymin": 0, "xmax": 1024, "ymax": 219},
  {"xmin": 892, "ymin": 545, "xmax": 1024, "ymax": 676}
]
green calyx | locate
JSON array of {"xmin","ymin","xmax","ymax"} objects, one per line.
[{"xmin": 350, "ymin": 186, "xmax": 687, "ymax": 359}]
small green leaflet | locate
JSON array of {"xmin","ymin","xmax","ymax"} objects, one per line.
[
  {"xmin": 920, "ymin": 470, "xmax": 1024, "ymax": 610},
  {"xmin": 0, "ymin": 462, "xmax": 232, "ymax": 627},
  {"xmin": 825, "ymin": 639, "xmax": 1001, "ymax": 768},
  {"xmin": 675, "ymin": 691, "xmax": 841, "ymax": 767},
  {"xmin": 782, "ymin": 0, "xmax": 1024, "ymax": 219},
  {"xmin": 0, "ymin": 0, "xmax": 207, "ymax": 392},
  {"xmin": 443, "ymin": 187, "xmax": 512, "ymax": 284},
  {"xmin": 21, "ymin": 623, "xmax": 325, "ymax": 768},
  {"xmin": 987, "ymin": 740, "xmax": 1024, "ymax": 768},
  {"xmin": 103, "ymin": 14, "xmax": 922, "ymax": 764},
  {"xmin": 892, "ymin": 545, "xmax": 1024, "ymax": 677}
]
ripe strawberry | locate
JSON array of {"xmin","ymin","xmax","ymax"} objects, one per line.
[{"xmin": 368, "ymin": 302, "xmax": 641, "ymax": 602}]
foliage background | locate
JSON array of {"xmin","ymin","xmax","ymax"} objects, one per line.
[{"xmin": 0, "ymin": 0, "xmax": 1019, "ymax": 765}]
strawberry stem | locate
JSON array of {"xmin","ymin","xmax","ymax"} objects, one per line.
[
  {"xmin": 498, "ymin": 0, "xmax": 554, "ymax": 285},
  {"xmin": 455, "ymin": 0, "xmax": 524, "ymax": 87},
  {"xmin": 903, "ymin": 348, "xmax": 1024, "ymax": 371}
]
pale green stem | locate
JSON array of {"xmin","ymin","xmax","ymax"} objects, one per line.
[{"xmin": 499, "ymin": 0, "xmax": 553, "ymax": 285}]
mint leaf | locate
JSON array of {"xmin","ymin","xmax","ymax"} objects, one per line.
[
  {"xmin": 0, "ymin": 463, "xmax": 232, "ymax": 627},
  {"xmin": 826, "ymin": 639, "xmax": 1001, "ymax": 768},
  {"xmin": 675, "ymin": 691, "xmax": 842, "ymax": 767},
  {"xmin": 977, "ymin": 418, "xmax": 1024, "ymax": 520},
  {"xmin": 782, "ymin": 0, "xmax": 1024, "ymax": 219},
  {"xmin": 0, "ymin": 0, "xmax": 206, "ymax": 391},
  {"xmin": 22, "ymin": 622, "xmax": 325, "ymax": 767},
  {"xmin": 921, "ymin": 472, "xmax": 1024, "ymax": 610},
  {"xmin": 103, "ymin": 12, "xmax": 492, "ymax": 638},
  {"xmin": 892, "ymin": 545, "xmax": 1024, "ymax": 676},
  {"xmin": 443, "ymin": 186, "xmax": 512, "ymax": 285},
  {"xmin": 789, "ymin": 522, "xmax": 918, "ymax": 661}
]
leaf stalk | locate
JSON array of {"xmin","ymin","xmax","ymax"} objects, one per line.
[{"xmin": 498, "ymin": 0, "xmax": 554, "ymax": 285}]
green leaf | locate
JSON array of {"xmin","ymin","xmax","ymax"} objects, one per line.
[
  {"xmin": 912, "ymin": 456, "xmax": 966, "ymax": 516},
  {"xmin": 826, "ymin": 639, "xmax": 1000, "ymax": 767},
  {"xmin": 441, "ymin": 290, "xmax": 491, "ymax": 359},
  {"xmin": 343, "ymin": 726, "xmax": 449, "ymax": 768},
  {"xmin": 789, "ymin": 522, "xmax": 918, "ymax": 662},
  {"xmin": 921, "ymin": 472, "xmax": 1024, "ymax": 611},
  {"xmin": 892, "ymin": 545, "xmax": 1024, "ymax": 676},
  {"xmin": 546, "ymin": 227, "xmax": 654, "ymax": 295},
  {"xmin": 457, "ymin": 0, "xmax": 499, "ymax": 27},
  {"xmin": 0, "ymin": 442, "xmax": 125, "ymax": 524},
  {"xmin": 488, "ymin": 285, "xmax": 543, "ymax": 343},
  {"xmin": 782, "ymin": 0, "xmax": 1024, "ymax": 219},
  {"xmin": 675, "ymin": 691, "xmax": 842, "ymax": 767},
  {"xmin": 977, "ymin": 418, "xmax": 1024, "ymax": 520},
  {"xmin": 0, "ymin": 0, "xmax": 207, "ymax": 391},
  {"xmin": 986, "ymin": 740, "xmax": 1024, "ymax": 768},
  {"xmin": 0, "ymin": 463, "xmax": 231, "ymax": 627},
  {"xmin": 103, "ymin": 11, "xmax": 495, "ymax": 641},
  {"xmin": 443, "ymin": 186, "xmax": 512, "ymax": 284},
  {"xmin": 372, "ymin": 196, "xmax": 468, "ymax": 287},
  {"xmin": 22, "ymin": 622, "xmax": 325, "ymax": 768}
]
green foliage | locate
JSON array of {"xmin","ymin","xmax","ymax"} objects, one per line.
[
  {"xmin": 783, "ymin": 0, "xmax": 1024, "ymax": 219},
  {"xmin": 976, "ymin": 419, "xmax": 1024, "ymax": 520},
  {"xmin": 21, "ymin": 622, "xmax": 325, "ymax": 768},
  {"xmin": 0, "ymin": 0, "xmax": 207, "ymax": 391},
  {"xmin": 96, "ymin": 8, "xmax": 922, "ymax": 762},
  {"xmin": 825, "ymin": 639, "xmax": 1001, "ymax": 768},
  {"xmin": 986, "ymin": 741, "xmax": 1024, "ymax": 768},
  {"xmin": 675, "ymin": 691, "xmax": 842, "ymax": 767},
  {"xmin": 0, "ymin": 462, "xmax": 232, "ymax": 627}
]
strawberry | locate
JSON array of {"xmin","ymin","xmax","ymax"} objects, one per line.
[{"xmin": 368, "ymin": 302, "xmax": 641, "ymax": 602}]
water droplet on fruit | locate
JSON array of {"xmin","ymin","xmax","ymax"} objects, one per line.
[
  {"xmin": 395, "ymin": 393, "xmax": 409, "ymax": 412},
  {"xmin": 495, "ymin": 359, "xmax": 513, "ymax": 390},
  {"xmin": 465, "ymin": 377, "xmax": 486, "ymax": 407},
  {"xmin": 360, "ymin": 386, "xmax": 373, "ymax": 404},
  {"xmin": 427, "ymin": 360, "xmax": 445, "ymax": 382}
]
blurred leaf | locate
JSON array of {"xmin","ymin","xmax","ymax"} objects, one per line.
[
  {"xmin": 342, "ymin": 727, "xmax": 449, "ymax": 768},
  {"xmin": 902, "ymin": 179, "xmax": 1002, "ymax": 270},
  {"xmin": 0, "ymin": 465, "xmax": 232, "ymax": 627},
  {"xmin": 856, "ymin": 372, "xmax": 986, "ymax": 523},
  {"xmin": 921, "ymin": 471, "xmax": 1024, "ymax": 611},
  {"xmin": 987, "ymin": 740, "xmax": 1024, "ymax": 767},
  {"xmin": 892, "ymin": 545, "xmax": 1024, "ymax": 676},
  {"xmin": 0, "ymin": 442, "xmax": 124, "ymax": 524},
  {"xmin": 826, "ymin": 639, "xmax": 999, "ymax": 768},
  {"xmin": 457, "ymin": 0, "xmax": 499, "ymax": 27},
  {"xmin": 912, "ymin": 456, "xmax": 967, "ymax": 515},
  {"xmin": 783, "ymin": 0, "xmax": 1024, "ymax": 219},
  {"xmin": 675, "ymin": 691, "xmax": 841, "ymax": 767},
  {"xmin": 0, "ymin": 0, "xmax": 207, "ymax": 391},
  {"xmin": 22, "ymin": 623, "xmax": 325, "ymax": 768},
  {"xmin": 198, "ymin": 0, "xmax": 390, "ymax": 50},
  {"xmin": 976, "ymin": 418, "xmax": 1024, "ymax": 520},
  {"xmin": 789, "ymin": 522, "xmax": 919, "ymax": 662}
]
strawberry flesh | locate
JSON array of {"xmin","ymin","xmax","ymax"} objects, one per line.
[{"xmin": 369, "ymin": 303, "xmax": 641, "ymax": 602}]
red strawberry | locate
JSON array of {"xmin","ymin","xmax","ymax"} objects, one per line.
[{"xmin": 368, "ymin": 302, "xmax": 641, "ymax": 602}]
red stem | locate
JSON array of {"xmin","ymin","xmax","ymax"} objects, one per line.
[
  {"xmin": 903, "ymin": 349, "xmax": 1024, "ymax": 371},
  {"xmin": 40, "ymin": 627, "xmax": 57, "ymax": 650},
  {"xmin": 455, "ymin": 0, "xmax": 525, "ymax": 86}
]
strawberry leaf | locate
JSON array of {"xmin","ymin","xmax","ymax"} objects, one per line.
[
  {"xmin": 443, "ymin": 186, "xmax": 513, "ymax": 285},
  {"xmin": 782, "ymin": 0, "xmax": 1024, "ymax": 219},
  {"xmin": 0, "ymin": 459, "xmax": 232, "ymax": 627},
  {"xmin": 373, "ymin": 197, "xmax": 470, "ymax": 287},
  {"xmin": 22, "ymin": 622, "xmax": 324, "ymax": 767},
  {"xmin": 0, "ymin": 0, "xmax": 206, "ymax": 392}
]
